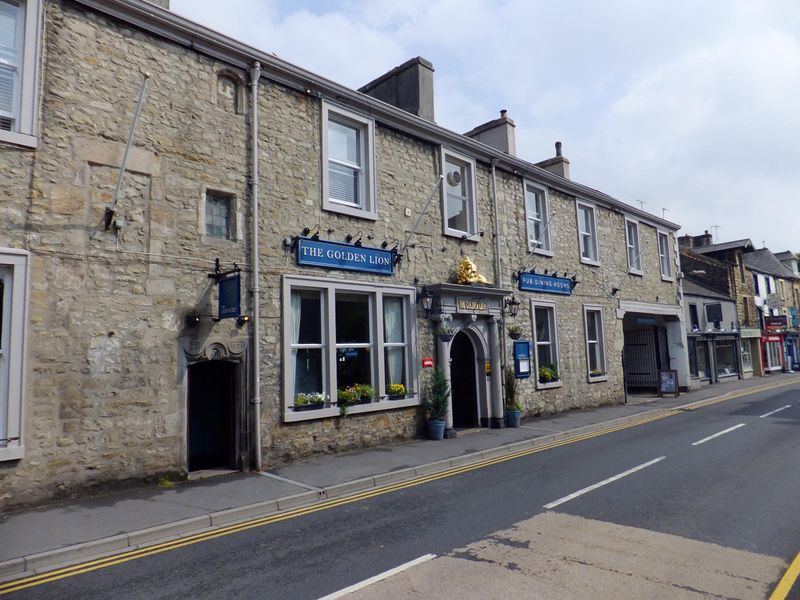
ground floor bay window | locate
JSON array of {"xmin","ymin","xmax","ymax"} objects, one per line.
[{"xmin": 283, "ymin": 276, "xmax": 418, "ymax": 421}]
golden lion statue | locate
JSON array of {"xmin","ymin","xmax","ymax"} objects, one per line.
[{"xmin": 456, "ymin": 256, "xmax": 490, "ymax": 285}]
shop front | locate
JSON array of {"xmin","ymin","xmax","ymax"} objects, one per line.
[
  {"xmin": 687, "ymin": 332, "xmax": 741, "ymax": 385},
  {"xmin": 738, "ymin": 327, "xmax": 761, "ymax": 378},
  {"xmin": 761, "ymin": 334, "xmax": 785, "ymax": 373}
]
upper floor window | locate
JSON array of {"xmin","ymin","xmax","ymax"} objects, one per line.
[
  {"xmin": 442, "ymin": 149, "xmax": 477, "ymax": 238},
  {"xmin": 524, "ymin": 181, "xmax": 551, "ymax": 254},
  {"xmin": 625, "ymin": 219, "xmax": 642, "ymax": 274},
  {"xmin": 205, "ymin": 191, "xmax": 234, "ymax": 240},
  {"xmin": 658, "ymin": 231, "xmax": 673, "ymax": 279},
  {"xmin": 753, "ymin": 273, "xmax": 760, "ymax": 295},
  {"xmin": 0, "ymin": 0, "xmax": 39, "ymax": 147},
  {"xmin": 576, "ymin": 201, "xmax": 599, "ymax": 264},
  {"xmin": 689, "ymin": 304, "xmax": 700, "ymax": 331},
  {"xmin": 322, "ymin": 102, "xmax": 376, "ymax": 220}
]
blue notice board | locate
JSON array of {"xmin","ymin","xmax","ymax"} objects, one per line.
[
  {"xmin": 297, "ymin": 238, "xmax": 395, "ymax": 275},
  {"xmin": 513, "ymin": 340, "xmax": 532, "ymax": 378},
  {"xmin": 518, "ymin": 272, "xmax": 572, "ymax": 295}
]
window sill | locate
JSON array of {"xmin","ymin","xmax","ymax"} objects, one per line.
[
  {"xmin": 536, "ymin": 380, "xmax": 562, "ymax": 390},
  {"xmin": 588, "ymin": 374, "xmax": 608, "ymax": 383},
  {"xmin": 661, "ymin": 275, "xmax": 675, "ymax": 282},
  {"xmin": 201, "ymin": 235, "xmax": 242, "ymax": 245},
  {"xmin": 283, "ymin": 396, "xmax": 419, "ymax": 422},
  {"xmin": 628, "ymin": 269, "xmax": 644, "ymax": 277},
  {"xmin": 0, "ymin": 130, "xmax": 37, "ymax": 149},
  {"xmin": 323, "ymin": 201, "xmax": 378, "ymax": 221},
  {"xmin": 531, "ymin": 247, "xmax": 554, "ymax": 257},
  {"xmin": 0, "ymin": 445, "xmax": 25, "ymax": 461},
  {"xmin": 580, "ymin": 257, "xmax": 601, "ymax": 267},
  {"xmin": 444, "ymin": 229, "xmax": 480, "ymax": 241}
]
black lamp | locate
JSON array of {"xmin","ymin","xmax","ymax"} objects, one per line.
[
  {"xmin": 419, "ymin": 286, "xmax": 434, "ymax": 314},
  {"xmin": 505, "ymin": 295, "xmax": 521, "ymax": 318}
]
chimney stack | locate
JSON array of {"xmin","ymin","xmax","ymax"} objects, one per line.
[
  {"xmin": 693, "ymin": 230, "xmax": 713, "ymax": 247},
  {"xmin": 464, "ymin": 110, "xmax": 517, "ymax": 156},
  {"xmin": 359, "ymin": 57, "xmax": 435, "ymax": 122},
  {"xmin": 534, "ymin": 141, "xmax": 570, "ymax": 179}
]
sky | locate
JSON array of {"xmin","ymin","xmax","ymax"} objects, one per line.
[{"xmin": 171, "ymin": 0, "xmax": 800, "ymax": 252}]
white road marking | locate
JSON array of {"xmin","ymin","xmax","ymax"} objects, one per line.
[
  {"xmin": 317, "ymin": 554, "xmax": 436, "ymax": 599},
  {"xmin": 691, "ymin": 423, "xmax": 746, "ymax": 446},
  {"xmin": 258, "ymin": 471, "xmax": 322, "ymax": 492},
  {"xmin": 543, "ymin": 456, "xmax": 666, "ymax": 509},
  {"xmin": 759, "ymin": 404, "xmax": 792, "ymax": 418}
]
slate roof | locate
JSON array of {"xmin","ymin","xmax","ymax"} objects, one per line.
[
  {"xmin": 743, "ymin": 248, "xmax": 798, "ymax": 279},
  {"xmin": 692, "ymin": 239, "xmax": 754, "ymax": 255},
  {"xmin": 774, "ymin": 251, "xmax": 797, "ymax": 262},
  {"xmin": 682, "ymin": 279, "xmax": 734, "ymax": 301}
]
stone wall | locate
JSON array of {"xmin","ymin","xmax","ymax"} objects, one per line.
[{"xmin": 0, "ymin": 2, "xmax": 252, "ymax": 507}]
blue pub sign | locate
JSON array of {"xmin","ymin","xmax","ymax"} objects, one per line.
[
  {"xmin": 218, "ymin": 273, "xmax": 241, "ymax": 320},
  {"xmin": 518, "ymin": 272, "xmax": 573, "ymax": 295},
  {"xmin": 296, "ymin": 238, "xmax": 395, "ymax": 275}
]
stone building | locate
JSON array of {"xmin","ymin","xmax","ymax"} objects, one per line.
[
  {"xmin": 743, "ymin": 249, "xmax": 799, "ymax": 372},
  {"xmin": 679, "ymin": 234, "xmax": 763, "ymax": 378},
  {"xmin": 682, "ymin": 280, "xmax": 742, "ymax": 385},
  {"xmin": 0, "ymin": 0, "xmax": 685, "ymax": 507}
]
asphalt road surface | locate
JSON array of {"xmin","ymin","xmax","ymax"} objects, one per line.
[{"xmin": 9, "ymin": 384, "xmax": 800, "ymax": 599}]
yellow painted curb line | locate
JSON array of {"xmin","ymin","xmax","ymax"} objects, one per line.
[
  {"xmin": 1, "ymin": 376, "xmax": 797, "ymax": 595},
  {"xmin": 770, "ymin": 549, "xmax": 800, "ymax": 600}
]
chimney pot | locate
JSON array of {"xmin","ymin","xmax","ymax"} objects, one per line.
[
  {"xmin": 555, "ymin": 141, "xmax": 563, "ymax": 157},
  {"xmin": 500, "ymin": 109, "xmax": 507, "ymax": 118}
]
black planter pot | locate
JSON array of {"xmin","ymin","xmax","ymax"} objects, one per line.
[
  {"xmin": 508, "ymin": 331, "xmax": 522, "ymax": 340},
  {"xmin": 388, "ymin": 394, "xmax": 406, "ymax": 400},
  {"xmin": 294, "ymin": 403, "xmax": 324, "ymax": 412}
]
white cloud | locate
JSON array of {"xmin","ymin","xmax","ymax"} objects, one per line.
[{"xmin": 171, "ymin": 0, "xmax": 800, "ymax": 250}]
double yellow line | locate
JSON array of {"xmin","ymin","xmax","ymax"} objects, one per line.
[
  {"xmin": 0, "ymin": 409, "xmax": 679, "ymax": 595},
  {"xmin": 2, "ymin": 378, "xmax": 798, "ymax": 596}
]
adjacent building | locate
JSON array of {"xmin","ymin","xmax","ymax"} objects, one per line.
[{"xmin": 1, "ymin": 0, "xmax": 686, "ymax": 507}]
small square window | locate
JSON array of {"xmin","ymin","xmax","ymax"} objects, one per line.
[
  {"xmin": 524, "ymin": 181, "xmax": 551, "ymax": 254},
  {"xmin": 205, "ymin": 192, "xmax": 233, "ymax": 240},
  {"xmin": 442, "ymin": 149, "xmax": 478, "ymax": 238}
]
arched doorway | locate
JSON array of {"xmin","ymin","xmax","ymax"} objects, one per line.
[
  {"xmin": 450, "ymin": 331, "xmax": 479, "ymax": 428},
  {"xmin": 187, "ymin": 360, "xmax": 238, "ymax": 471}
]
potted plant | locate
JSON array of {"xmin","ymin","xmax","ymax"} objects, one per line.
[
  {"xmin": 435, "ymin": 324, "xmax": 457, "ymax": 342},
  {"xmin": 589, "ymin": 369, "xmax": 605, "ymax": 378},
  {"xmin": 538, "ymin": 364, "xmax": 559, "ymax": 384},
  {"xmin": 294, "ymin": 392, "xmax": 325, "ymax": 412},
  {"xmin": 353, "ymin": 383, "xmax": 374, "ymax": 405},
  {"xmin": 503, "ymin": 367, "xmax": 522, "ymax": 427},
  {"xmin": 387, "ymin": 383, "xmax": 406, "ymax": 400},
  {"xmin": 507, "ymin": 324, "xmax": 523, "ymax": 340},
  {"xmin": 421, "ymin": 368, "xmax": 450, "ymax": 440}
]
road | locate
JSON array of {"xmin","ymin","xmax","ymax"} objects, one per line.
[{"xmin": 8, "ymin": 384, "xmax": 800, "ymax": 599}]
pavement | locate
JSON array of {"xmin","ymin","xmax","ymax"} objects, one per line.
[{"xmin": 3, "ymin": 372, "xmax": 799, "ymax": 582}]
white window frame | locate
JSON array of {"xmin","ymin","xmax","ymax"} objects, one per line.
[
  {"xmin": 0, "ymin": 0, "xmax": 40, "ymax": 148},
  {"xmin": 657, "ymin": 230, "xmax": 673, "ymax": 281},
  {"xmin": 531, "ymin": 299, "xmax": 561, "ymax": 390},
  {"xmin": 624, "ymin": 218, "xmax": 643, "ymax": 275},
  {"xmin": 0, "ymin": 249, "xmax": 29, "ymax": 461},
  {"xmin": 523, "ymin": 180, "xmax": 552, "ymax": 255},
  {"xmin": 441, "ymin": 147, "xmax": 478, "ymax": 239},
  {"xmin": 575, "ymin": 200, "xmax": 600, "ymax": 265},
  {"xmin": 740, "ymin": 339, "xmax": 753, "ymax": 372},
  {"xmin": 583, "ymin": 305, "xmax": 608, "ymax": 382},
  {"xmin": 282, "ymin": 275, "xmax": 418, "ymax": 422},
  {"xmin": 321, "ymin": 102, "xmax": 377, "ymax": 220}
]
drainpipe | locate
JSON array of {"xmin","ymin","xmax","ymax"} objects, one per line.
[
  {"xmin": 249, "ymin": 61, "xmax": 263, "ymax": 471},
  {"xmin": 490, "ymin": 159, "xmax": 507, "ymax": 368}
]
